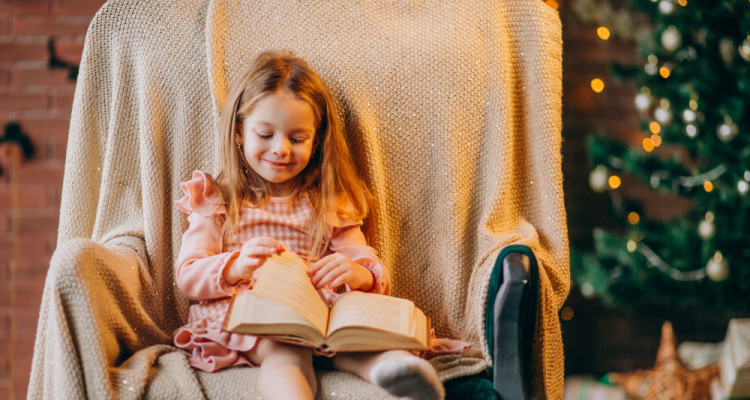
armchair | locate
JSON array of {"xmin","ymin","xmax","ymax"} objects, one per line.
[{"xmin": 29, "ymin": 0, "xmax": 569, "ymax": 399}]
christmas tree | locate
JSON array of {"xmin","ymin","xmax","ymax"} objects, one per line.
[{"xmin": 572, "ymin": 0, "xmax": 750, "ymax": 313}]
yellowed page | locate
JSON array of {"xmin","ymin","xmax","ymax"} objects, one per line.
[
  {"xmin": 225, "ymin": 292, "xmax": 324, "ymax": 346},
  {"xmin": 327, "ymin": 291, "xmax": 412, "ymax": 336},
  {"xmin": 250, "ymin": 251, "xmax": 330, "ymax": 336}
]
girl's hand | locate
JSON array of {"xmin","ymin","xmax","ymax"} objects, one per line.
[
  {"xmin": 308, "ymin": 252, "xmax": 374, "ymax": 291},
  {"xmin": 223, "ymin": 236, "xmax": 286, "ymax": 286}
]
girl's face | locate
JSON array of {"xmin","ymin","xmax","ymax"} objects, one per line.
[{"xmin": 236, "ymin": 90, "xmax": 317, "ymax": 196}]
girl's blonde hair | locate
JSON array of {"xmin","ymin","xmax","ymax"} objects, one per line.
[{"xmin": 216, "ymin": 50, "xmax": 371, "ymax": 255}]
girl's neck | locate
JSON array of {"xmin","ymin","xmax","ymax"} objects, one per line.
[{"xmin": 269, "ymin": 179, "xmax": 300, "ymax": 198}]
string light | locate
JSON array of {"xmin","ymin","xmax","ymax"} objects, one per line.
[
  {"xmin": 649, "ymin": 121, "xmax": 661, "ymax": 134},
  {"xmin": 659, "ymin": 66, "xmax": 671, "ymax": 78},
  {"xmin": 608, "ymin": 175, "xmax": 622, "ymax": 189},
  {"xmin": 597, "ymin": 26, "xmax": 611, "ymax": 40},
  {"xmin": 628, "ymin": 212, "xmax": 640, "ymax": 224},
  {"xmin": 678, "ymin": 0, "xmax": 687, "ymax": 5},
  {"xmin": 638, "ymin": 242, "xmax": 707, "ymax": 281},
  {"xmin": 627, "ymin": 240, "xmax": 638, "ymax": 252},
  {"xmin": 643, "ymin": 137, "xmax": 655, "ymax": 152},
  {"xmin": 591, "ymin": 78, "xmax": 605, "ymax": 93},
  {"xmin": 704, "ymin": 181, "xmax": 714, "ymax": 192},
  {"xmin": 651, "ymin": 134, "xmax": 662, "ymax": 147}
]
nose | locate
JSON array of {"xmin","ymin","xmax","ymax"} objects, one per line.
[{"xmin": 271, "ymin": 137, "xmax": 290, "ymax": 157}]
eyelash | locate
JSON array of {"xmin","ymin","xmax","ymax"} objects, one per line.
[{"xmin": 255, "ymin": 131, "xmax": 307, "ymax": 144}]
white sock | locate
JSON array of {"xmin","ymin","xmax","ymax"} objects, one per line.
[{"xmin": 369, "ymin": 356, "xmax": 445, "ymax": 400}]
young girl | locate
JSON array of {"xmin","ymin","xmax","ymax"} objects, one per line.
[{"xmin": 173, "ymin": 51, "xmax": 445, "ymax": 400}]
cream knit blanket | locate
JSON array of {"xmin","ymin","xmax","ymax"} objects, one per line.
[{"xmin": 29, "ymin": 0, "xmax": 569, "ymax": 399}]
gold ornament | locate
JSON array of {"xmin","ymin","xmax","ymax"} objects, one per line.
[
  {"xmin": 589, "ymin": 165, "xmax": 609, "ymax": 193},
  {"xmin": 739, "ymin": 36, "xmax": 750, "ymax": 62},
  {"xmin": 739, "ymin": 180, "xmax": 749, "ymax": 196},
  {"xmin": 684, "ymin": 123, "xmax": 698, "ymax": 138},
  {"xmin": 717, "ymin": 115, "xmax": 739, "ymax": 143},
  {"xmin": 706, "ymin": 251, "xmax": 729, "ymax": 282},
  {"xmin": 608, "ymin": 321, "xmax": 719, "ymax": 400},
  {"xmin": 697, "ymin": 212, "xmax": 715, "ymax": 240},
  {"xmin": 658, "ymin": 0, "xmax": 676, "ymax": 14},
  {"xmin": 661, "ymin": 26, "xmax": 681, "ymax": 52}
]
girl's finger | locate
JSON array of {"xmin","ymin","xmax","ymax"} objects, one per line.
[
  {"xmin": 310, "ymin": 260, "xmax": 340, "ymax": 285},
  {"xmin": 243, "ymin": 245, "xmax": 278, "ymax": 257},
  {"xmin": 314, "ymin": 264, "xmax": 347, "ymax": 288},
  {"xmin": 309, "ymin": 253, "xmax": 336, "ymax": 274}
]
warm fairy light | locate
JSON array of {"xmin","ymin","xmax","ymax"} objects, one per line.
[
  {"xmin": 591, "ymin": 78, "xmax": 605, "ymax": 93},
  {"xmin": 649, "ymin": 121, "xmax": 661, "ymax": 134},
  {"xmin": 627, "ymin": 240, "xmax": 637, "ymax": 252},
  {"xmin": 608, "ymin": 175, "xmax": 622, "ymax": 189},
  {"xmin": 643, "ymin": 137, "xmax": 655, "ymax": 152},
  {"xmin": 651, "ymin": 134, "xmax": 662, "ymax": 147},
  {"xmin": 678, "ymin": 0, "xmax": 687, "ymax": 5},
  {"xmin": 628, "ymin": 212, "xmax": 640, "ymax": 225},
  {"xmin": 659, "ymin": 66, "xmax": 671, "ymax": 78},
  {"xmin": 561, "ymin": 307, "xmax": 574, "ymax": 321},
  {"xmin": 597, "ymin": 27, "xmax": 611, "ymax": 40},
  {"xmin": 704, "ymin": 181, "xmax": 714, "ymax": 192},
  {"xmin": 545, "ymin": 0, "xmax": 559, "ymax": 10}
]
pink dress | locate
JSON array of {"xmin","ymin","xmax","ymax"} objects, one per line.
[{"xmin": 172, "ymin": 170, "xmax": 391, "ymax": 372}]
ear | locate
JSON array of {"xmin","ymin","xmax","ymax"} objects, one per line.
[{"xmin": 234, "ymin": 123, "xmax": 243, "ymax": 146}]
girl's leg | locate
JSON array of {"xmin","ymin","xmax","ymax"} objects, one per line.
[
  {"xmin": 333, "ymin": 350, "xmax": 444, "ymax": 400},
  {"xmin": 244, "ymin": 338, "xmax": 317, "ymax": 400}
]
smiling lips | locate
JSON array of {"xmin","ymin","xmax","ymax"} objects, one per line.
[{"xmin": 264, "ymin": 160, "xmax": 293, "ymax": 167}]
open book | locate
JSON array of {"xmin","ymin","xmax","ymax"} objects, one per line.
[{"xmin": 223, "ymin": 251, "xmax": 430, "ymax": 354}]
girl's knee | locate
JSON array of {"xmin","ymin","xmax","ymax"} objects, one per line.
[{"xmin": 252, "ymin": 338, "xmax": 313, "ymax": 365}]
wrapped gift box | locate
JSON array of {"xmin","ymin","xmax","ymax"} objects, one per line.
[{"xmin": 719, "ymin": 319, "xmax": 750, "ymax": 398}]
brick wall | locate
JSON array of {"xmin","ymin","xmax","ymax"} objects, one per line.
[{"xmin": 0, "ymin": 1, "xmax": 106, "ymax": 399}]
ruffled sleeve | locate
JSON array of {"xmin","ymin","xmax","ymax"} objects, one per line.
[
  {"xmin": 174, "ymin": 171, "xmax": 239, "ymax": 300},
  {"xmin": 328, "ymin": 211, "xmax": 391, "ymax": 295},
  {"xmin": 176, "ymin": 170, "xmax": 226, "ymax": 216}
]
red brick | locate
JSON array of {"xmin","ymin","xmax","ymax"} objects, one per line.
[
  {"xmin": 0, "ymin": 307, "xmax": 40, "ymax": 337},
  {"xmin": 14, "ymin": 160, "xmax": 64, "ymax": 184},
  {"xmin": 18, "ymin": 117, "xmax": 70, "ymax": 139},
  {"xmin": 11, "ymin": 67, "xmax": 71, "ymax": 87},
  {"xmin": 16, "ymin": 210, "xmax": 59, "ymax": 235},
  {"xmin": 0, "ymin": 91, "xmax": 47, "ymax": 110},
  {"xmin": 0, "ymin": 278, "xmax": 44, "ymax": 307},
  {"xmin": 0, "ymin": 14, "xmax": 10, "ymax": 36},
  {"xmin": 0, "ymin": 69, "xmax": 9, "ymax": 86},
  {"xmin": 53, "ymin": 0, "xmax": 106, "ymax": 16},
  {"xmin": 0, "ymin": 389, "xmax": 17, "ymax": 400},
  {"xmin": 19, "ymin": 108, "xmax": 70, "ymax": 120},
  {"xmin": 51, "ymin": 37, "xmax": 84, "ymax": 65},
  {"xmin": 0, "ymin": 42, "xmax": 48, "ymax": 62},
  {"xmin": 51, "ymin": 86, "xmax": 74, "ymax": 110},
  {"xmin": 0, "ymin": 183, "xmax": 48, "ymax": 208},
  {"xmin": 13, "ymin": 14, "xmax": 91, "ymax": 36},
  {"xmin": 0, "ymin": 239, "xmax": 47, "ymax": 258},
  {"xmin": 0, "ymin": 0, "xmax": 50, "ymax": 15},
  {"xmin": 0, "ymin": 214, "xmax": 7, "ymax": 234},
  {"xmin": 52, "ymin": 136, "xmax": 67, "ymax": 159},
  {"xmin": 6, "ymin": 255, "xmax": 51, "ymax": 279}
]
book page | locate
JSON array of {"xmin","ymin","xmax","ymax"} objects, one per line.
[
  {"xmin": 327, "ymin": 291, "xmax": 412, "ymax": 336},
  {"xmin": 250, "ymin": 251, "xmax": 330, "ymax": 336},
  {"xmin": 225, "ymin": 292, "xmax": 325, "ymax": 346},
  {"xmin": 235, "ymin": 292, "xmax": 312, "ymax": 326}
]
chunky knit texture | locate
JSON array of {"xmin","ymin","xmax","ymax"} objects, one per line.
[{"xmin": 29, "ymin": 0, "xmax": 569, "ymax": 398}]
